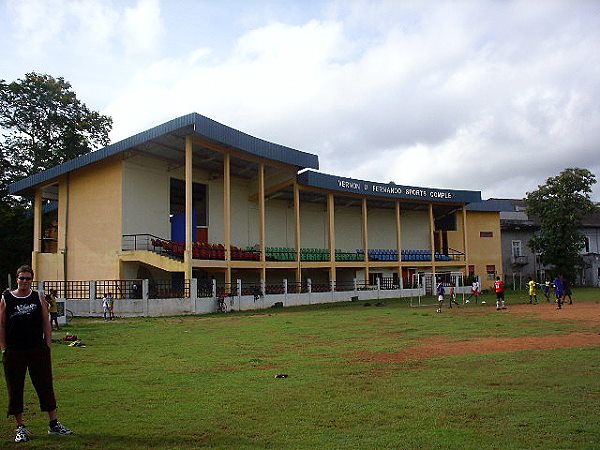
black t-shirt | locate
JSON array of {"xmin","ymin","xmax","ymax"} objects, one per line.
[{"xmin": 2, "ymin": 289, "xmax": 45, "ymax": 350}]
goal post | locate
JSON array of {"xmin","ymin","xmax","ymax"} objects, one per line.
[{"xmin": 410, "ymin": 271, "xmax": 465, "ymax": 307}]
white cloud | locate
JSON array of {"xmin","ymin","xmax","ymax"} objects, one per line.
[
  {"xmin": 8, "ymin": 0, "xmax": 67, "ymax": 52},
  {"xmin": 3, "ymin": 0, "xmax": 600, "ymax": 201},
  {"xmin": 121, "ymin": 0, "xmax": 163, "ymax": 55}
]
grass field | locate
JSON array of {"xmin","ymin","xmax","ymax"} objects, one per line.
[{"xmin": 1, "ymin": 289, "xmax": 599, "ymax": 449}]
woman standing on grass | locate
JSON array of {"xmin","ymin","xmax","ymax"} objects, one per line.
[{"xmin": 0, "ymin": 265, "xmax": 72, "ymax": 443}]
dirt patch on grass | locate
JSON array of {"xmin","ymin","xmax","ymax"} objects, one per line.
[
  {"xmin": 360, "ymin": 332, "xmax": 600, "ymax": 363},
  {"xmin": 357, "ymin": 302, "xmax": 600, "ymax": 364},
  {"xmin": 505, "ymin": 301, "xmax": 600, "ymax": 324}
]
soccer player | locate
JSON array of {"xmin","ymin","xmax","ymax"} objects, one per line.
[
  {"xmin": 542, "ymin": 281, "xmax": 551, "ymax": 302},
  {"xmin": 448, "ymin": 283, "xmax": 460, "ymax": 308},
  {"xmin": 554, "ymin": 274, "xmax": 564, "ymax": 309},
  {"xmin": 466, "ymin": 278, "xmax": 480, "ymax": 304},
  {"xmin": 436, "ymin": 282, "xmax": 445, "ymax": 313},
  {"xmin": 528, "ymin": 277, "xmax": 538, "ymax": 304},
  {"xmin": 494, "ymin": 276, "xmax": 506, "ymax": 310}
]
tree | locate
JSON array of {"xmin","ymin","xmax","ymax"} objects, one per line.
[
  {"xmin": 0, "ymin": 73, "xmax": 112, "ymax": 283},
  {"xmin": 0, "ymin": 202, "xmax": 32, "ymax": 288},
  {"xmin": 0, "ymin": 72, "xmax": 112, "ymax": 202},
  {"xmin": 525, "ymin": 168, "xmax": 597, "ymax": 284}
]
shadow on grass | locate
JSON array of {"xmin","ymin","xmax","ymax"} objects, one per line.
[{"xmin": 31, "ymin": 432, "xmax": 277, "ymax": 450}]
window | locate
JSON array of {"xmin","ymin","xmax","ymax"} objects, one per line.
[
  {"xmin": 480, "ymin": 231, "xmax": 493, "ymax": 238},
  {"xmin": 468, "ymin": 265, "xmax": 475, "ymax": 276},
  {"xmin": 486, "ymin": 264, "xmax": 496, "ymax": 279},
  {"xmin": 511, "ymin": 240, "xmax": 522, "ymax": 257},
  {"xmin": 585, "ymin": 236, "xmax": 590, "ymax": 253}
]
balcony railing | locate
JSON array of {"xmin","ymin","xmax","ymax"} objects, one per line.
[{"xmin": 511, "ymin": 255, "xmax": 529, "ymax": 266}]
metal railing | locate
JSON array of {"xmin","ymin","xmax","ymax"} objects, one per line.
[
  {"xmin": 34, "ymin": 276, "xmax": 410, "ymax": 302},
  {"xmin": 286, "ymin": 281, "xmax": 309, "ymax": 294},
  {"xmin": 122, "ymin": 234, "xmax": 163, "ymax": 251},
  {"xmin": 216, "ymin": 283, "xmax": 238, "ymax": 298},
  {"xmin": 446, "ymin": 248, "xmax": 466, "ymax": 262},
  {"xmin": 197, "ymin": 280, "xmax": 214, "ymax": 298},
  {"xmin": 335, "ymin": 281, "xmax": 355, "ymax": 292},
  {"xmin": 265, "ymin": 283, "xmax": 286, "ymax": 294},
  {"xmin": 149, "ymin": 279, "xmax": 190, "ymax": 299},
  {"xmin": 96, "ymin": 280, "xmax": 142, "ymax": 299},
  {"xmin": 44, "ymin": 281, "xmax": 90, "ymax": 299},
  {"xmin": 511, "ymin": 255, "xmax": 529, "ymax": 266}
]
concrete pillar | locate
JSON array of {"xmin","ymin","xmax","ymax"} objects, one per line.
[
  {"xmin": 90, "ymin": 280, "xmax": 96, "ymax": 315},
  {"xmin": 237, "ymin": 279, "xmax": 242, "ymax": 311},
  {"xmin": 142, "ymin": 279, "xmax": 149, "ymax": 316},
  {"xmin": 184, "ymin": 136, "xmax": 193, "ymax": 280},
  {"xmin": 191, "ymin": 278, "xmax": 198, "ymax": 313}
]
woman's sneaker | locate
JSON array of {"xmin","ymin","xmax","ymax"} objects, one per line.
[
  {"xmin": 15, "ymin": 424, "xmax": 31, "ymax": 443},
  {"xmin": 48, "ymin": 420, "xmax": 73, "ymax": 436}
]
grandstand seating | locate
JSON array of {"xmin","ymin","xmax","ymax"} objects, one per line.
[
  {"xmin": 265, "ymin": 247, "xmax": 296, "ymax": 261},
  {"xmin": 150, "ymin": 239, "xmax": 454, "ymax": 263},
  {"xmin": 151, "ymin": 238, "xmax": 259, "ymax": 260},
  {"xmin": 335, "ymin": 249, "xmax": 363, "ymax": 262},
  {"xmin": 400, "ymin": 249, "xmax": 430, "ymax": 261}
]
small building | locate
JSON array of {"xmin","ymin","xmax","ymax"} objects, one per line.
[{"xmin": 479, "ymin": 198, "xmax": 600, "ymax": 287}]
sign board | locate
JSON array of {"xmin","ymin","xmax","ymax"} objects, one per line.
[{"xmin": 297, "ymin": 171, "xmax": 482, "ymax": 204}]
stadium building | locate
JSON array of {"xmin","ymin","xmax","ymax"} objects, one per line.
[{"xmin": 9, "ymin": 113, "xmax": 502, "ymax": 306}]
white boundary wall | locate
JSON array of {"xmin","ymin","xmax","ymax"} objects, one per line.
[{"xmin": 64, "ymin": 279, "xmax": 421, "ymax": 318}]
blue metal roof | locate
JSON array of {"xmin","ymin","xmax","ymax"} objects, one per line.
[
  {"xmin": 466, "ymin": 198, "xmax": 517, "ymax": 212},
  {"xmin": 297, "ymin": 170, "xmax": 482, "ymax": 204},
  {"xmin": 9, "ymin": 113, "xmax": 320, "ymax": 195}
]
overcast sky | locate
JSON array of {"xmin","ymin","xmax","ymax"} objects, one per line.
[{"xmin": 2, "ymin": 0, "xmax": 599, "ymax": 201}]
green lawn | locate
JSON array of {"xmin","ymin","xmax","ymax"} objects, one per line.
[{"xmin": 2, "ymin": 289, "xmax": 599, "ymax": 449}]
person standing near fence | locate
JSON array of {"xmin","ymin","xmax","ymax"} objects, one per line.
[
  {"xmin": 45, "ymin": 289, "xmax": 60, "ymax": 330},
  {"xmin": 108, "ymin": 292, "xmax": 115, "ymax": 320},
  {"xmin": 102, "ymin": 293, "xmax": 111, "ymax": 321},
  {"xmin": 0, "ymin": 265, "xmax": 72, "ymax": 443}
]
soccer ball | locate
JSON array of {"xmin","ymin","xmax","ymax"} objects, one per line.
[
  {"xmin": 465, "ymin": 300, "xmax": 470, "ymax": 304},
  {"xmin": 481, "ymin": 301, "xmax": 486, "ymax": 304}
]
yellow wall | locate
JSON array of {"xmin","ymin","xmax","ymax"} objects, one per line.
[
  {"xmin": 466, "ymin": 211, "xmax": 502, "ymax": 289},
  {"xmin": 34, "ymin": 252, "xmax": 65, "ymax": 283},
  {"xmin": 65, "ymin": 157, "xmax": 123, "ymax": 280}
]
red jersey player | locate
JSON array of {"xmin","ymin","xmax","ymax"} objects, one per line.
[{"xmin": 494, "ymin": 276, "xmax": 507, "ymax": 310}]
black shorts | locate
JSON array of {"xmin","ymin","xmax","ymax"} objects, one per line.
[
  {"xmin": 496, "ymin": 291, "xmax": 504, "ymax": 300},
  {"xmin": 3, "ymin": 344, "xmax": 57, "ymax": 416}
]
